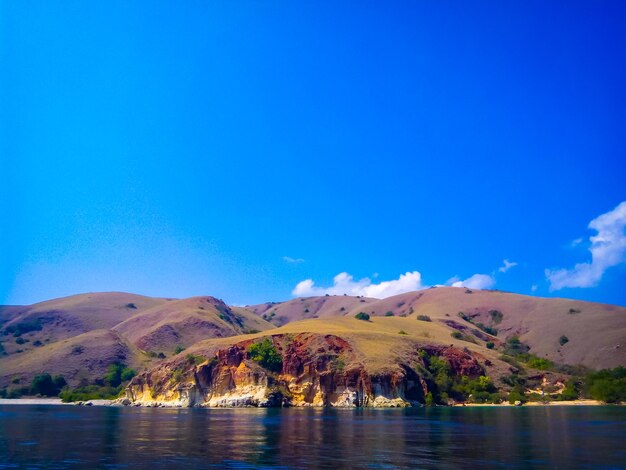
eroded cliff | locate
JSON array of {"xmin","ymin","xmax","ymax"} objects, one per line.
[{"xmin": 124, "ymin": 333, "xmax": 485, "ymax": 407}]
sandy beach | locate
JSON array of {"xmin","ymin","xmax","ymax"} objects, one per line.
[
  {"xmin": 454, "ymin": 399, "xmax": 609, "ymax": 407},
  {"xmin": 0, "ymin": 398, "xmax": 113, "ymax": 406}
]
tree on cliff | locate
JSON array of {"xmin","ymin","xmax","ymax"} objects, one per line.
[{"xmin": 248, "ymin": 338, "xmax": 282, "ymax": 372}]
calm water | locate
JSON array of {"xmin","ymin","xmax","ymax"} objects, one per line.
[{"xmin": 1, "ymin": 405, "xmax": 625, "ymax": 469}]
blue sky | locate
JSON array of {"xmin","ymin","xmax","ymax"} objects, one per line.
[{"xmin": 1, "ymin": 1, "xmax": 625, "ymax": 306}]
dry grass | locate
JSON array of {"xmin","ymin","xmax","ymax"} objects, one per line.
[{"xmin": 2, "ymin": 287, "xmax": 624, "ymax": 391}]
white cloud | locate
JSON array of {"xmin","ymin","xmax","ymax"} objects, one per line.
[
  {"xmin": 570, "ymin": 238, "xmax": 584, "ymax": 248},
  {"xmin": 531, "ymin": 284, "xmax": 538, "ymax": 292},
  {"xmin": 546, "ymin": 201, "xmax": 626, "ymax": 291},
  {"xmin": 283, "ymin": 256, "xmax": 305, "ymax": 264},
  {"xmin": 292, "ymin": 271, "xmax": 425, "ymax": 298},
  {"xmin": 498, "ymin": 259, "xmax": 518, "ymax": 273},
  {"xmin": 450, "ymin": 274, "xmax": 496, "ymax": 290}
]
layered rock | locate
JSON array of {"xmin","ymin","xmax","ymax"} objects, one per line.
[{"xmin": 123, "ymin": 333, "xmax": 484, "ymax": 408}]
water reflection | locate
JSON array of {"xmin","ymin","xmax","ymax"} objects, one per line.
[{"xmin": 1, "ymin": 405, "xmax": 625, "ymax": 468}]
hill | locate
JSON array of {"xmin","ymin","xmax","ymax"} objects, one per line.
[
  {"xmin": 0, "ymin": 292, "xmax": 168, "ymax": 357},
  {"xmin": 1, "ymin": 288, "xmax": 624, "ymax": 405},
  {"xmin": 112, "ymin": 296, "xmax": 273, "ymax": 354},
  {"xmin": 243, "ymin": 295, "xmax": 377, "ymax": 326},
  {"xmin": 354, "ymin": 287, "xmax": 625, "ymax": 369},
  {"xmin": 0, "ymin": 292, "xmax": 273, "ymax": 389}
]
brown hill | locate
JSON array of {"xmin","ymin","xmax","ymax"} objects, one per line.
[
  {"xmin": 0, "ymin": 329, "xmax": 144, "ymax": 388},
  {"xmin": 112, "ymin": 296, "xmax": 274, "ymax": 354},
  {"xmin": 0, "ymin": 292, "xmax": 167, "ymax": 356},
  {"xmin": 1, "ymin": 288, "xmax": 624, "ymax": 401},
  {"xmin": 345, "ymin": 287, "xmax": 625, "ymax": 370},
  {"xmin": 0, "ymin": 293, "xmax": 273, "ymax": 390},
  {"xmin": 244, "ymin": 295, "xmax": 377, "ymax": 326},
  {"xmin": 123, "ymin": 315, "xmax": 518, "ymax": 407}
]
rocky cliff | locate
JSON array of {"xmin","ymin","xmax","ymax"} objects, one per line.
[{"xmin": 123, "ymin": 333, "xmax": 486, "ymax": 408}]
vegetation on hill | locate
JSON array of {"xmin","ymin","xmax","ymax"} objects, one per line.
[
  {"xmin": 584, "ymin": 367, "xmax": 626, "ymax": 403},
  {"xmin": 0, "ymin": 373, "xmax": 66, "ymax": 398},
  {"xmin": 248, "ymin": 338, "xmax": 282, "ymax": 372},
  {"xmin": 59, "ymin": 363, "xmax": 136, "ymax": 402},
  {"xmin": 1, "ymin": 288, "xmax": 625, "ymax": 405},
  {"xmin": 417, "ymin": 350, "xmax": 500, "ymax": 405}
]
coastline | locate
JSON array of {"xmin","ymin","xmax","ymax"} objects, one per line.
[
  {"xmin": 0, "ymin": 398, "xmax": 113, "ymax": 406},
  {"xmin": 454, "ymin": 399, "xmax": 610, "ymax": 407},
  {"xmin": 0, "ymin": 398, "xmax": 619, "ymax": 407}
]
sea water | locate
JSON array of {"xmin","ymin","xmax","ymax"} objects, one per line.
[{"xmin": 1, "ymin": 405, "xmax": 625, "ymax": 468}]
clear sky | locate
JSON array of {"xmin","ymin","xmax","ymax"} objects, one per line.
[{"xmin": 1, "ymin": 1, "xmax": 625, "ymax": 307}]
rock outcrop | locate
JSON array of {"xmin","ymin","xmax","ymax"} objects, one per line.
[{"xmin": 124, "ymin": 333, "xmax": 484, "ymax": 408}]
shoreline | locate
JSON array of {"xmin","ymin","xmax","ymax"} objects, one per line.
[
  {"xmin": 0, "ymin": 398, "xmax": 620, "ymax": 408},
  {"xmin": 0, "ymin": 398, "xmax": 113, "ymax": 406},
  {"xmin": 453, "ymin": 399, "xmax": 611, "ymax": 407}
]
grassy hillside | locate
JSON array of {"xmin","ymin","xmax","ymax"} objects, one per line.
[
  {"xmin": 1, "ymin": 288, "xmax": 624, "ymax": 400},
  {"xmin": 0, "ymin": 329, "xmax": 144, "ymax": 388},
  {"xmin": 355, "ymin": 287, "xmax": 625, "ymax": 369},
  {"xmin": 244, "ymin": 295, "xmax": 377, "ymax": 326},
  {"xmin": 112, "ymin": 296, "xmax": 274, "ymax": 354},
  {"xmin": 0, "ymin": 292, "xmax": 168, "ymax": 356}
]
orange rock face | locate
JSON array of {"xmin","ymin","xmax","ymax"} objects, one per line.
[{"xmin": 125, "ymin": 333, "xmax": 485, "ymax": 408}]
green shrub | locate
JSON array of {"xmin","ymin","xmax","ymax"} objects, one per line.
[
  {"xmin": 355, "ymin": 312, "xmax": 370, "ymax": 321},
  {"xmin": 104, "ymin": 363, "xmax": 136, "ymax": 387},
  {"xmin": 30, "ymin": 373, "xmax": 66, "ymax": 397},
  {"xmin": 171, "ymin": 369, "xmax": 184, "ymax": 383},
  {"xmin": 499, "ymin": 355, "xmax": 525, "ymax": 372},
  {"xmin": 503, "ymin": 336, "xmax": 530, "ymax": 356},
  {"xmin": 398, "ymin": 330, "xmax": 408, "ymax": 335},
  {"xmin": 474, "ymin": 322, "xmax": 497, "ymax": 336},
  {"xmin": 5, "ymin": 386, "xmax": 30, "ymax": 398},
  {"xmin": 185, "ymin": 354, "xmax": 205, "ymax": 365},
  {"xmin": 499, "ymin": 373, "xmax": 526, "ymax": 388},
  {"xmin": 60, "ymin": 385, "xmax": 122, "ymax": 402},
  {"xmin": 525, "ymin": 356, "xmax": 553, "ymax": 370},
  {"xmin": 450, "ymin": 331, "xmax": 476, "ymax": 343},
  {"xmin": 486, "ymin": 341, "xmax": 495, "ymax": 349},
  {"xmin": 173, "ymin": 345, "xmax": 185, "ymax": 355},
  {"xmin": 559, "ymin": 335, "xmax": 569, "ymax": 346},
  {"xmin": 489, "ymin": 310, "xmax": 503, "ymax": 324},
  {"xmin": 331, "ymin": 356, "xmax": 345, "ymax": 371},
  {"xmin": 508, "ymin": 386, "xmax": 527, "ymax": 404},
  {"xmin": 425, "ymin": 392, "xmax": 434, "ymax": 406},
  {"xmin": 125, "ymin": 303, "xmax": 137, "ymax": 309},
  {"xmin": 248, "ymin": 338, "xmax": 282, "ymax": 372},
  {"xmin": 558, "ymin": 379, "xmax": 580, "ymax": 401},
  {"xmin": 417, "ymin": 351, "xmax": 497, "ymax": 404},
  {"xmin": 5, "ymin": 320, "xmax": 43, "ymax": 337},
  {"xmin": 454, "ymin": 376, "xmax": 500, "ymax": 403},
  {"xmin": 416, "ymin": 315, "xmax": 431, "ymax": 322},
  {"xmin": 385, "ymin": 311, "xmax": 394, "ymax": 317},
  {"xmin": 584, "ymin": 367, "xmax": 626, "ymax": 403},
  {"xmin": 15, "ymin": 337, "xmax": 26, "ymax": 345}
]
